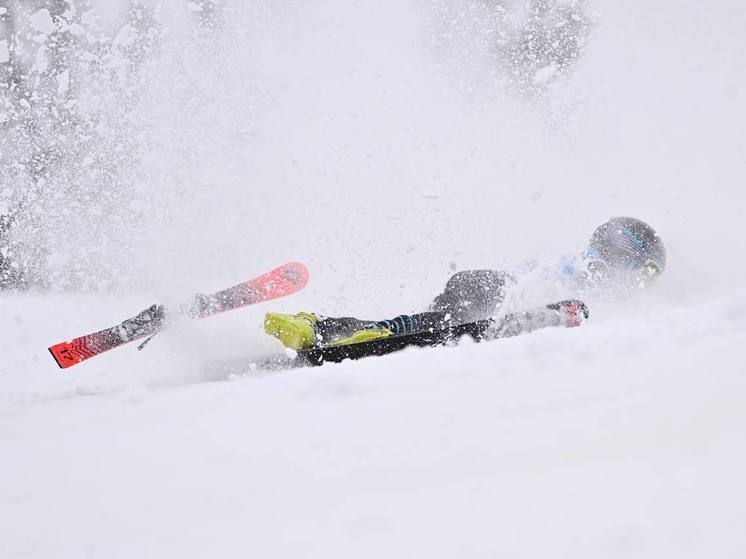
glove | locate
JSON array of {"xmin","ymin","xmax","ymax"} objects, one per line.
[{"xmin": 547, "ymin": 300, "xmax": 589, "ymax": 327}]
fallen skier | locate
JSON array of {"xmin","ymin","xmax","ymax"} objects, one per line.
[{"xmin": 264, "ymin": 217, "xmax": 666, "ymax": 362}]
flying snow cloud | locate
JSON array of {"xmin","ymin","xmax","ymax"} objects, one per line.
[{"xmin": 0, "ymin": 0, "xmax": 743, "ymax": 306}]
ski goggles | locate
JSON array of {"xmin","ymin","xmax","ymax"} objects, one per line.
[
  {"xmin": 633, "ymin": 258, "xmax": 663, "ymax": 286},
  {"xmin": 583, "ymin": 251, "xmax": 663, "ymax": 288}
]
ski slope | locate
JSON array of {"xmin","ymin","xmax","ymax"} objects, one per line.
[
  {"xmin": 2, "ymin": 0, "xmax": 746, "ymax": 557},
  {"xmin": 2, "ymin": 291, "xmax": 746, "ymax": 557}
]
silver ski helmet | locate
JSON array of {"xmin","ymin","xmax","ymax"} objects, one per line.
[{"xmin": 585, "ymin": 217, "xmax": 666, "ymax": 286}]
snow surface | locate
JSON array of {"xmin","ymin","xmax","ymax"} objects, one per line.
[
  {"xmin": 28, "ymin": 9, "xmax": 55, "ymax": 35},
  {"xmin": 0, "ymin": 40, "xmax": 8, "ymax": 64},
  {"xmin": 3, "ymin": 291, "xmax": 746, "ymax": 558},
  {"xmin": 2, "ymin": 0, "xmax": 746, "ymax": 557}
]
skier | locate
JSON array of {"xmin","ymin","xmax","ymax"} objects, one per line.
[
  {"xmin": 264, "ymin": 217, "xmax": 667, "ymax": 350},
  {"xmin": 48, "ymin": 218, "xmax": 665, "ymax": 369}
]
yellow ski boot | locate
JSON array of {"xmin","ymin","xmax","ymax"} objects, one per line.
[{"xmin": 264, "ymin": 312, "xmax": 319, "ymax": 350}]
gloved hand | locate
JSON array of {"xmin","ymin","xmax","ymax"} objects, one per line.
[{"xmin": 547, "ymin": 300, "xmax": 590, "ymax": 327}]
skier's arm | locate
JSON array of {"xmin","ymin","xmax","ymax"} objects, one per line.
[
  {"xmin": 488, "ymin": 300, "xmax": 589, "ymax": 339},
  {"xmin": 429, "ymin": 269, "xmax": 513, "ymax": 323}
]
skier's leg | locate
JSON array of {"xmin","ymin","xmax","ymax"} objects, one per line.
[
  {"xmin": 265, "ymin": 310, "xmax": 451, "ymax": 350},
  {"xmin": 317, "ymin": 311, "xmax": 448, "ymax": 340}
]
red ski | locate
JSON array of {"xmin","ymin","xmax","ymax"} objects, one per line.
[{"xmin": 48, "ymin": 262, "xmax": 309, "ymax": 370}]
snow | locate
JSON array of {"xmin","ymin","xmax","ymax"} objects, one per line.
[
  {"xmin": 56, "ymin": 69, "xmax": 70, "ymax": 96},
  {"xmin": 2, "ymin": 0, "xmax": 746, "ymax": 557},
  {"xmin": 29, "ymin": 9, "xmax": 55, "ymax": 35},
  {"xmin": 112, "ymin": 24, "xmax": 136, "ymax": 49},
  {"xmin": 33, "ymin": 43, "xmax": 47, "ymax": 73},
  {"xmin": 533, "ymin": 64, "xmax": 559, "ymax": 83},
  {"xmin": 0, "ymin": 40, "xmax": 8, "ymax": 64},
  {"xmin": 2, "ymin": 292, "xmax": 746, "ymax": 557}
]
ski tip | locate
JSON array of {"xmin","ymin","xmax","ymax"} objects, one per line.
[
  {"xmin": 257, "ymin": 262, "xmax": 309, "ymax": 299},
  {"xmin": 282, "ymin": 262, "xmax": 310, "ymax": 288},
  {"xmin": 48, "ymin": 341, "xmax": 83, "ymax": 370}
]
